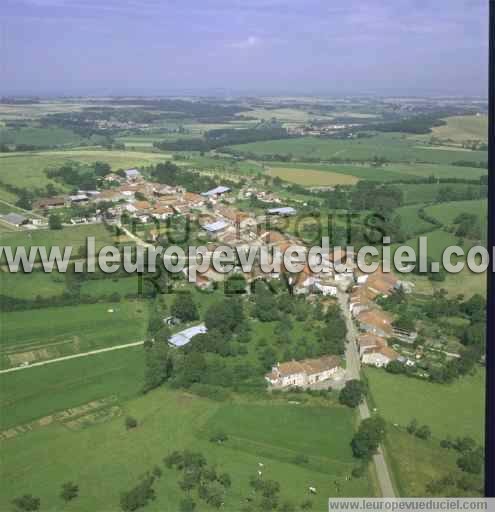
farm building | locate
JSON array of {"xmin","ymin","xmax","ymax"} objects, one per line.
[
  {"xmin": 202, "ymin": 220, "xmax": 229, "ymax": 234},
  {"xmin": 202, "ymin": 185, "xmax": 231, "ymax": 197},
  {"xmin": 125, "ymin": 168, "xmax": 141, "ymax": 180},
  {"xmin": 361, "ymin": 346, "xmax": 400, "ymax": 368},
  {"xmin": 168, "ymin": 324, "xmax": 208, "ymax": 348},
  {"xmin": 267, "ymin": 206, "xmax": 297, "ymax": 216},
  {"xmin": 356, "ymin": 309, "xmax": 393, "ymax": 338},
  {"xmin": 33, "ymin": 196, "xmax": 66, "ymax": 210},
  {"xmin": 1, "ymin": 213, "xmax": 28, "ymax": 227},
  {"xmin": 265, "ymin": 356, "xmax": 341, "ymax": 388}
]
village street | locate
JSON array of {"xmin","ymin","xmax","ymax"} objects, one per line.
[{"xmin": 337, "ymin": 291, "xmax": 397, "ymax": 498}]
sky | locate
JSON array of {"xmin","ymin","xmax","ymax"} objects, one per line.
[{"xmin": 0, "ymin": 0, "xmax": 489, "ymax": 97}]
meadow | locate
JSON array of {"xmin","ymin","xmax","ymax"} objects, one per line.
[
  {"xmin": 394, "ymin": 204, "xmax": 437, "ymax": 237},
  {"xmin": 0, "ymin": 126, "xmax": 85, "ymax": 147},
  {"xmin": 0, "ymin": 300, "xmax": 148, "ymax": 369},
  {"xmin": 228, "ymin": 133, "xmax": 488, "ymax": 165},
  {"xmin": 366, "ymin": 368, "xmax": 485, "ymax": 442},
  {"xmin": 268, "ymin": 166, "xmax": 359, "ymax": 186},
  {"xmin": 0, "ymin": 149, "xmax": 173, "ymax": 195},
  {"xmin": 0, "ymin": 388, "xmax": 371, "ymax": 511},
  {"xmin": 427, "ymin": 115, "xmax": 488, "ymax": 143},
  {"xmin": 424, "ymin": 199, "xmax": 488, "ymax": 227}
]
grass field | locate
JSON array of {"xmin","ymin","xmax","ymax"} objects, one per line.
[
  {"xmin": 424, "ymin": 199, "xmax": 488, "ymax": 227},
  {"xmin": 400, "ymin": 183, "xmax": 484, "ymax": 205},
  {"xmin": 366, "ymin": 368, "xmax": 485, "ymax": 442},
  {"xmin": 0, "ymin": 300, "xmax": 148, "ymax": 368},
  {"xmin": 0, "ymin": 387, "xmax": 371, "ymax": 511},
  {"xmin": 268, "ymin": 166, "xmax": 358, "ymax": 186},
  {"xmin": 395, "ymin": 204, "xmax": 437, "ymax": 237},
  {"xmin": 429, "ymin": 115, "xmax": 488, "ymax": 143},
  {"xmin": 0, "ymin": 270, "xmax": 66, "ymax": 299},
  {"xmin": 0, "ymin": 149, "xmax": 173, "ymax": 194},
  {"xmin": 0, "ymin": 126, "xmax": 86, "ymax": 147},
  {"xmin": 228, "ymin": 133, "xmax": 488, "ymax": 165}
]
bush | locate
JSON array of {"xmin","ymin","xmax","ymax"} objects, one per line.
[
  {"xmin": 209, "ymin": 430, "xmax": 228, "ymax": 443},
  {"xmin": 125, "ymin": 416, "xmax": 138, "ymax": 430},
  {"xmin": 292, "ymin": 454, "xmax": 309, "ymax": 465},
  {"xmin": 179, "ymin": 497, "xmax": 196, "ymax": 512},
  {"xmin": 415, "ymin": 425, "xmax": 432, "ymax": 440},
  {"xmin": 12, "ymin": 495, "xmax": 40, "ymax": 511},
  {"xmin": 351, "ymin": 465, "xmax": 367, "ymax": 478},
  {"xmin": 60, "ymin": 481, "xmax": 79, "ymax": 502}
]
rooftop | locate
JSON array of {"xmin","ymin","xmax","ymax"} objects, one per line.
[
  {"xmin": 168, "ymin": 324, "xmax": 208, "ymax": 347},
  {"xmin": 202, "ymin": 186, "xmax": 231, "ymax": 197}
]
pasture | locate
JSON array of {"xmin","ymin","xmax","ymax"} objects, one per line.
[
  {"xmin": 0, "ymin": 126, "xmax": 85, "ymax": 147},
  {"xmin": 395, "ymin": 204, "xmax": 436, "ymax": 237},
  {"xmin": 0, "ymin": 300, "xmax": 148, "ymax": 369},
  {"xmin": 228, "ymin": 133, "xmax": 488, "ymax": 165},
  {"xmin": 0, "ymin": 388, "xmax": 371, "ymax": 511},
  {"xmin": 400, "ymin": 183, "xmax": 485, "ymax": 205},
  {"xmin": 424, "ymin": 199, "xmax": 488, "ymax": 227},
  {"xmin": 366, "ymin": 368, "xmax": 485, "ymax": 442},
  {"xmin": 268, "ymin": 166, "xmax": 358, "ymax": 186}
]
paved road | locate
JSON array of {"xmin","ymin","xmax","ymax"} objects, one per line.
[
  {"xmin": 337, "ymin": 292, "xmax": 397, "ymax": 498},
  {"xmin": 0, "ymin": 341, "xmax": 144, "ymax": 375}
]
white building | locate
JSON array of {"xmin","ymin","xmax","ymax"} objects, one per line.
[
  {"xmin": 265, "ymin": 356, "xmax": 341, "ymax": 388},
  {"xmin": 168, "ymin": 324, "xmax": 208, "ymax": 348}
]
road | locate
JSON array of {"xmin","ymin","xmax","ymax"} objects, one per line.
[
  {"xmin": 0, "ymin": 340, "xmax": 144, "ymax": 375},
  {"xmin": 337, "ymin": 291, "xmax": 397, "ymax": 498}
]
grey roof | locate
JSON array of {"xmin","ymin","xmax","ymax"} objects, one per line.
[
  {"xmin": 169, "ymin": 324, "xmax": 208, "ymax": 347},
  {"xmin": 267, "ymin": 207, "xmax": 297, "ymax": 215},
  {"xmin": 203, "ymin": 220, "xmax": 229, "ymax": 232},
  {"xmin": 202, "ymin": 186, "xmax": 231, "ymax": 197},
  {"xmin": 1, "ymin": 213, "xmax": 27, "ymax": 225},
  {"xmin": 125, "ymin": 168, "xmax": 140, "ymax": 177}
]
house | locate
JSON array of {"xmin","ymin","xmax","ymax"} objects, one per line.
[
  {"xmin": 356, "ymin": 309, "xmax": 393, "ymax": 338},
  {"xmin": 103, "ymin": 173, "xmax": 123, "ymax": 184},
  {"xmin": 125, "ymin": 168, "xmax": 141, "ymax": 181},
  {"xmin": 265, "ymin": 356, "xmax": 341, "ymax": 388},
  {"xmin": 68, "ymin": 194, "xmax": 89, "ymax": 205},
  {"xmin": 1, "ymin": 212, "xmax": 28, "ymax": 227},
  {"xmin": 202, "ymin": 185, "xmax": 231, "ymax": 198},
  {"xmin": 150, "ymin": 205, "xmax": 174, "ymax": 220},
  {"xmin": 33, "ymin": 196, "xmax": 66, "ymax": 210},
  {"xmin": 357, "ymin": 334, "xmax": 387, "ymax": 357},
  {"xmin": 267, "ymin": 206, "xmax": 297, "ymax": 216},
  {"xmin": 366, "ymin": 270, "xmax": 398, "ymax": 298},
  {"xmin": 361, "ymin": 346, "xmax": 400, "ymax": 368},
  {"xmin": 202, "ymin": 220, "xmax": 229, "ymax": 235},
  {"xmin": 168, "ymin": 324, "xmax": 208, "ymax": 348}
]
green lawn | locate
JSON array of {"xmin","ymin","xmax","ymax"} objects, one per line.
[
  {"xmin": 0, "ymin": 126, "xmax": 85, "ymax": 147},
  {"xmin": 366, "ymin": 368, "xmax": 485, "ymax": 442},
  {"xmin": 0, "ymin": 270, "xmax": 66, "ymax": 299},
  {"xmin": 395, "ymin": 204, "xmax": 436, "ymax": 237},
  {"xmin": 0, "ymin": 388, "xmax": 371, "ymax": 511},
  {"xmin": 228, "ymin": 133, "xmax": 488, "ymax": 166}
]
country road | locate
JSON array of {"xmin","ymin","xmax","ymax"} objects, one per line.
[
  {"xmin": 337, "ymin": 291, "xmax": 397, "ymax": 498},
  {"xmin": 0, "ymin": 341, "xmax": 144, "ymax": 375}
]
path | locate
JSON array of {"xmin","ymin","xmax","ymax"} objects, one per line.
[{"xmin": 337, "ymin": 291, "xmax": 397, "ymax": 498}]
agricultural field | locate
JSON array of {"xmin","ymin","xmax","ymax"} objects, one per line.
[
  {"xmin": 227, "ymin": 133, "xmax": 488, "ymax": 166},
  {"xmin": 0, "ymin": 387, "xmax": 372, "ymax": 511},
  {"xmin": 268, "ymin": 166, "xmax": 358, "ymax": 186},
  {"xmin": 0, "ymin": 270, "xmax": 66, "ymax": 299},
  {"xmin": 366, "ymin": 368, "xmax": 485, "ymax": 442},
  {"xmin": 394, "ymin": 204, "xmax": 436, "ymax": 237},
  {"xmin": 426, "ymin": 115, "xmax": 488, "ymax": 143},
  {"xmin": 0, "ymin": 126, "xmax": 86, "ymax": 147},
  {"xmin": 400, "ymin": 183, "xmax": 485, "ymax": 205},
  {"xmin": 424, "ymin": 199, "xmax": 488, "ymax": 227},
  {"xmin": 0, "ymin": 300, "xmax": 148, "ymax": 369}
]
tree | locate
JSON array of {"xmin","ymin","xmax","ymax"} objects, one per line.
[
  {"xmin": 60, "ymin": 481, "xmax": 79, "ymax": 502},
  {"xmin": 179, "ymin": 497, "xmax": 196, "ymax": 512},
  {"xmin": 171, "ymin": 292, "xmax": 199, "ymax": 322},
  {"xmin": 457, "ymin": 449, "xmax": 483, "ymax": 474},
  {"xmin": 12, "ymin": 495, "xmax": 40, "ymax": 512},
  {"xmin": 143, "ymin": 343, "xmax": 173, "ymax": 393},
  {"xmin": 351, "ymin": 416, "xmax": 386, "ymax": 459},
  {"xmin": 120, "ymin": 476, "xmax": 156, "ymax": 511},
  {"xmin": 48, "ymin": 213, "xmax": 63, "ymax": 230},
  {"xmin": 415, "ymin": 425, "xmax": 431, "ymax": 440},
  {"xmin": 406, "ymin": 419, "xmax": 418, "ymax": 435},
  {"xmin": 339, "ymin": 380, "xmax": 366, "ymax": 408},
  {"xmin": 218, "ymin": 472, "xmax": 231, "ymax": 488}
]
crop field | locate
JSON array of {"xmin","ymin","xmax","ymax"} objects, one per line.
[
  {"xmin": 0, "ymin": 388, "xmax": 371, "ymax": 511},
  {"xmin": 400, "ymin": 183, "xmax": 484, "ymax": 205},
  {"xmin": 0, "ymin": 300, "xmax": 148, "ymax": 368},
  {"xmin": 0, "ymin": 149, "xmax": 173, "ymax": 194},
  {"xmin": 268, "ymin": 166, "xmax": 359, "ymax": 186},
  {"xmin": 428, "ymin": 115, "xmax": 488, "ymax": 142},
  {"xmin": 228, "ymin": 133, "xmax": 488, "ymax": 165},
  {"xmin": 424, "ymin": 199, "xmax": 488, "ymax": 227},
  {"xmin": 366, "ymin": 368, "xmax": 485, "ymax": 442},
  {"xmin": 0, "ymin": 270, "xmax": 66, "ymax": 299},
  {"xmin": 0, "ymin": 126, "xmax": 85, "ymax": 146}
]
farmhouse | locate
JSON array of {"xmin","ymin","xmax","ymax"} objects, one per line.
[
  {"xmin": 168, "ymin": 324, "xmax": 208, "ymax": 348},
  {"xmin": 361, "ymin": 346, "xmax": 400, "ymax": 368},
  {"xmin": 356, "ymin": 309, "xmax": 393, "ymax": 338},
  {"xmin": 357, "ymin": 333, "xmax": 387, "ymax": 357},
  {"xmin": 202, "ymin": 185, "xmax": 231, "ymax": 198},
  {"xmin": 33, "ymin": 196, "xmax": 66, "ymax": 210},
  {"xmin": 202, "ymin": 220, "xmax": 229, "ymax": 235},
  {"xmin": 125, "ymin": 168, "xmax": 141, "ymax": 181},
  {"xmin": 265, "ymin": 356, "xmax": 341, "ymax": 388},
  {"xmin": 267, "ymin": 206, "xmax": 297, "ymax": 216}
]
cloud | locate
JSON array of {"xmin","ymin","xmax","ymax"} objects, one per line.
[{"xmin": 230, "ymin": 35, "xmax": 261, "ymax": 49}]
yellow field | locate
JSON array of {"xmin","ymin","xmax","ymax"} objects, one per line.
[
  {"xmin": 430, "ymin": 115, "xmax": 488, "ymax": 142},
  {"xmin": 268, "ymin": 166, "xmax": 359, "ymax": 186}
]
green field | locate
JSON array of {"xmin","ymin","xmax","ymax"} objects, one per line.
[
  {"xmin": 366, "ymin": 368, "xmax": 485, "ymax": 442},
  {"xmin": 0, "ymin": 270, "xmax": 66, "ymax": 299},
  {"xmin": 395, "ymin": 204, "xmax": 436, "ymax": 237},
  {"xmin": 268, "ymin": 166, "xmax": 358, "ymax": 186},
  {"xmin": 0, "ymin": 126, "xmax": 85, "ymax": 147},
  {"xmin": 228, "ymin": 133, "xmax": 488, "ymax": 165},
  {"xmin": 0, "ymin": 386, "xmax": 371, "ymax": 511},
  {"xmin": 400, "ymin": 183, "xmax": 484, "ymax": 205},
  {"xmin": 424, "ymin": 199, "xmax": 488, "ymax": 227},
  {"xmin": 0, "ymin": 300, "xmax": 148, "ymax": 368},
  {"xmin": 0, "ymin": 149, "xmax": 173, "ymax": 195}
]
